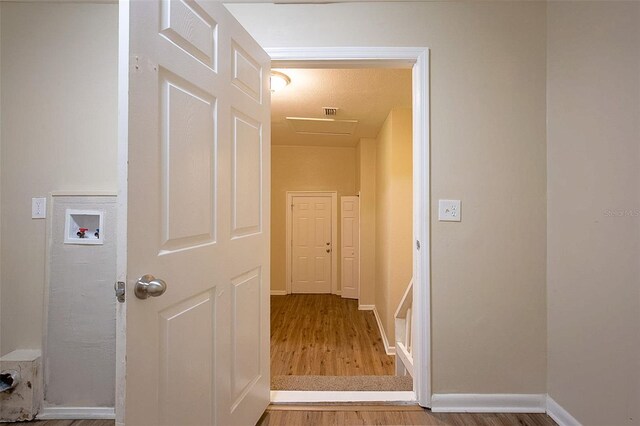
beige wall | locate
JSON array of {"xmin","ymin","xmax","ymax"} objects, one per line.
[
  {"xmin": 374, "ymin": 109, "xmax": 412, "ymax": 344},
  {"xmin": 271, "ymin": 145, "xmax": 357, "ymax": 293},
  {"xmin": 547, "ymin": 2, "xmax": 640, "ymax": 424},
  {"xmin": 0, "ymin": 3, "xmax": 3, "ymax": 359},
  {"xmin": 356, "ymin": 138, "xmax": 376, "ymax": 307},
  {"xmin": 0, "ymin": 3, "xmax": 118, "ymax": 355},
  {"xmin": 229, "ymin": 1, "xmax": 547, "ymax": 394}
]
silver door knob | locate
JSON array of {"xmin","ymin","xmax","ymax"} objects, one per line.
[{"xmin": 134, "ymin": 274, "xmax": 167, "ymax": 300}]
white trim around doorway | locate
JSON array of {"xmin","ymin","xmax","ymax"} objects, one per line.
[
  {"xmin": 271, "ymin": 391, "xmax": 417, "ymax": 404},
  {"xmin": 269, "ymin": 46, "xmax": 431, "ymax": 408},
  {"xmin": 285, "ymin": 191, "xmax": 339, "ymax": 296}
]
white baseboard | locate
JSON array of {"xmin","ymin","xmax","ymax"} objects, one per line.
[
  {"xmin": 546, "ymin": 396, "xmax": 582, "ymax": 426},
  {"xmin": 371, "ymin": 306, "xmax": 395, "ymax": 356},
  {"xmin": 270, "ymin": 290, "xmax": 287, "ymax": 296},
  {"xmin": 271, "ymin": 390, "xmax": 416, "ymax": 403},
  {"xmin": 38, "ymin": 406, "xmax": 115, "ymax": 420},
  {"xmin": 356, "ymin": 304, "xmax": 395, "ymax": 355},
  {"xmin": 431, "ymin": 394, "xmax": 546, "ymax": 413}
]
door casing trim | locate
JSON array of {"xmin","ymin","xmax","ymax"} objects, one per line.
[
  {"xmin": 285, "ymin": 191, "xmax": 339, "ymax": 295},
  {"xmin": 271, "ymin": 390, "xmax": 417, "ymax": 404},
  {"xmin": 115, "ymin": 41, "xmax": 432, "ymax": 421},
  {"xmin": 269, "ymin": 46, "xmax": 432, "ymax": 408}
]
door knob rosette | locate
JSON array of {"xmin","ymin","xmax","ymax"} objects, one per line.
[{"xmin": 134, "ymin": 274, "xmax": 168, "ymax": 300}]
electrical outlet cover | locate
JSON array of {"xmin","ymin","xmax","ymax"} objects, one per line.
[
  {"xmin": 32, "ymin": 197, "xmax": 46, "ymax": 219},
  {"xmin": 439, "ymin": 199, "xmax": 461, "ymax": 222}
]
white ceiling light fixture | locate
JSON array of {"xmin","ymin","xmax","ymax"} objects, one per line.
[{"xmin": 270, "ymin": 71, "xmax": 291, "ymax": 93}]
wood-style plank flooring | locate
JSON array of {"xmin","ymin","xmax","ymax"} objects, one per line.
[
  {"xmin": 258, "ymin": 405, "xmax": 557, "ymax": 426},
  {"xmin": 22, "ymin": 296, "xmax": 556, "ymax": 426},
  {"xmin": 271, "ymin": 294, "xmax": 394, "ymax": 376},
  {"xmin": 16, "ymin": 408, "xmax": 558, "ymax": 426},
  {"xmin": 15, "ymin": 421, "xmax": 113, "ymax": 426}
]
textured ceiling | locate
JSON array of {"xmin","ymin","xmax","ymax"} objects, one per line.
[{"xmin": 271, "ymin": 68, "xmax": 412, "ymax": 147}]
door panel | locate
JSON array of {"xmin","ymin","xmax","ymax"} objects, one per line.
[
  {"xmin": 341, "ymin": 196, "xmax": 360, "ymax": 299},
  {"xmin": 160, "ymin": 69, "xmax": 216, "ymax": 252},
  {"xmin": 158, "ymin": 291, "xmax": 215, "ymax": 426},
  {"xmin": 125, "ymin": 1, "xmax": 270, "ymax": 425},
  {"xmin": 231, "ymin": 110, "xmax": 262, "ymax": 237},
  {"xmin": 230, "ymin": 269, "xmax": 261, "ymax": 408},
  {"xmin": 292, "ymin": 196, "xmax": 332, "ymax": 293},
  {"xmin": 160, "ymin": 0, "xmax": 217, "ymax": 69}
]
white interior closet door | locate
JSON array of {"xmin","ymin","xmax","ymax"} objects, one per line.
[{"xmin": 340, "ymin": 196, "xmax": 359, "ymax": 300}]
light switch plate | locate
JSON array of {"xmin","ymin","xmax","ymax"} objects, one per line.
[
  {"xmin": 32, "ymin": 197, "xmax": 47, "ymax": 219},
  {"xmin": 439, "ymin": 199, "xmax": 461, "ymax": 222}
]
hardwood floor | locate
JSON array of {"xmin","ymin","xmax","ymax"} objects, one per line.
[
  {"xmin": 271, "ymin": 294, "xmax": 394, "ymax": 376},
  {"xmin": 17, "ymin": 421, "xmax": 114, "ymax": 426},
  {"xmin": 16, "ymin": 408, "xmax": 557, "ymax": 426},
  {"xmin": 259, "ymin": 405, "xmax": 558, "ymax": 426},
  {"xmin": 23, "ymin": 296, "xmax": 555, "ymax": 426}
]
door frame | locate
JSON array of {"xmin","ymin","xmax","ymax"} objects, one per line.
[
  {"xmin": 268, "ymin": 47, "xmax": 431, "ymax": 407},
  {"xmin": 285, "ymin": 191, "xmax": 338, "ymax": 295},
  {"xmin": 115, "ymin": 3, "xmax": 129, "ymax": 424},
  {"xmin": 115, "ymin": 41, "xmax": 432, "ymax": 422}
]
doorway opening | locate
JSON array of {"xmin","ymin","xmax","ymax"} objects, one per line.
[{"xmin": 267, "ymin": 48, "xmax": 430, "ymax": 406}]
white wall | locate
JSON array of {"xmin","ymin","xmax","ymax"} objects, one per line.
[
  {"xmin": 547, "ymin": 2, "xmax": 640, "ymax": 424},
  {"xmin": 227, "ymin": 1, "xmax": 548, "ymax": 394},
  {"xmin": 0, "ymin": 2, "xmax": 3, "ymax": 360},
  {"xmin": 0, "ymin": 0, "xmax": 118, "ymax": 355},
  {"xmin": 0, "ymin": 1, "xmax": 118, "ymax": 408}
]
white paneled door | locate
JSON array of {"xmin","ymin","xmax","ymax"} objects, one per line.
[
  {"xmin": 291, "ymin": 196, "xmax": 333, "ymax": 293},
  {"xmin": 340, "ymin": 196, "xmax": 360, "ymax": 300},
  {"xmin": 124, "ymin": 1, "xmax": 270, "ymax": 425}
]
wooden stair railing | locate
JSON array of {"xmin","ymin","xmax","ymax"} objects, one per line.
[{"xmin": 394, "ymin": 279, "xmax": 414, "ymax": 377}]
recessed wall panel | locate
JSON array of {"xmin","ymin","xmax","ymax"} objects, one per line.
[
  {"xmin": 315, "ymin": 218, "xmax": 325, "ymax": 247},
  {"xmin": 297, "ymin": 257, "xmax": 308, "ymax": 282},
  {"xmin": 160, "ymin": 70, "xmax": 217, "ymax": 254},
  {"xmin": 159, "ymin": 290, "xmax": 215, "ymax": 426},
  {"xmin": 230, "ymin": 268, "xmax": 261, "ymax": 411},
  {"xmin": 231, "ymin": 41, "xmax": 262, "ymax": 103},
  {"xmin": 160, "ymin": 0, "xmax": 218, "ymax": 70},
  {"xmin": 344, "ymin": 217, "xmax": 354, "ymax": 246},
  {"xmin": 344, "ymin": 257, "xmax": 354, "ymax": 284},
  {"xmin": 231, "ymin": 111, "xmax": 262, "ymax": 238},
  {"xmin": 315, "ymin": 257, "xmax": 325, "ymax": 281},
  {"xmin": 297, "ymin": 218, "xmax": 308, "ymax": 246}
]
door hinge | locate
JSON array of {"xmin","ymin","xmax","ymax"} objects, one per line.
[
  {"xmin": 416, "ymin": 240, "xmax": 421, "ymax": 251},
  {"xmin": 115, "ymin": 281, "xmax": 126, "ymax": 303}
]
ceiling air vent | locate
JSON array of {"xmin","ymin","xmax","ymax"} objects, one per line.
[
  {"xmin": 323, "ymin": 107, "xmax": 339, "ymax": 116},
  {"xmin": 286, "ymin": 117, "xmax": 358, "ymax": 136}
]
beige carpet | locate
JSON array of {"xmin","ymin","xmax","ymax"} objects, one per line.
[{"xmin": 271, "ymin": 375, "xmax": 413, "ymax": 391}]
